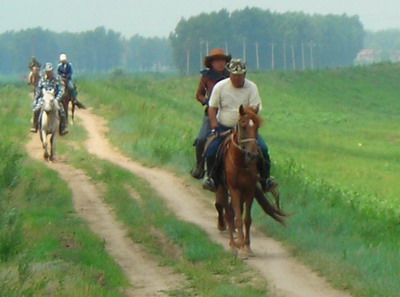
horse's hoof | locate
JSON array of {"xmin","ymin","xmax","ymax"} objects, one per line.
[
  {"xmin": 244, "ymin": 246, "xmax": 255, "ymax": 257},
  {"xmin": 217, "ymin": 222, "xmax": 227, "ymax": 231},
  {"xmin": 230, "ymin": 246, "xmax": 238, "ymax": 256},
  {"xmin": 238, "ymin": 249, "xmax": 249, "ymax": 260}
]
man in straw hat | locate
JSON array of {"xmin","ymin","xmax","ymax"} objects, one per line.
[
  {"xmin": 202, "ymin": 58, "xmax": 277, "ymax": 192},
  {"xmin": 191, "ymin": 48, "xmax": 231, "ymax": 179}
]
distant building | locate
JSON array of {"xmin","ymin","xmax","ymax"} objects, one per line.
[
  {"xmin": 390, "ymin": 50, "xmax": 400, "ymax": 63},
  {"xmin": 354, "ymin": 49, "xmax": 381, "ymax": 65}
]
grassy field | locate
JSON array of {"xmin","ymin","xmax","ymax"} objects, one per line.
[
  {"xmin": 0, "ymin": 82, "xmax": 273, "ymax": 296},
  {"xmin": 0, "ymin": 86, "xmax": 130, "ymax": 297},
  {"xmin": 77, "ymin": 63, "xmax": 400, "ymax": 297},
  {"xmin": 1, "ymin": 63, "xmax": 399, "ymax": 297}
]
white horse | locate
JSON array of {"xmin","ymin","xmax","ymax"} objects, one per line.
[{"xmin": 39, "ymin": 89, "xmax": 60, "ymax": 161}]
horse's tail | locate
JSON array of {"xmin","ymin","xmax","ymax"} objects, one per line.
[
  {"xmin": 75, "ymin": 100, "xmax": 86, "ymax": 109},
  {"xmin": 255, "ymin": 187, "xmax": 287, "ymax": 225}
]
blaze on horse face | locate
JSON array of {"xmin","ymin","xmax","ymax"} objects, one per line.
[{"xmin": 238, "ymin": 104, "xmax": 260, "ymax": 164}]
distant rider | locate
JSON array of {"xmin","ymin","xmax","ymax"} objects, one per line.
[
  {"xmin": 57, "ymin": 53, "xmax": 78, "ymax": 103},
  {"xmin": 28, "ymin": 56, "xmax": 41, "ymax": 70},
  {"xmin": 30, "ymin": 62, "xmax": 69, "ymax": 136}
]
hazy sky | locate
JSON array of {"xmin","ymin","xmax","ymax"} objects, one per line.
[{"xmin": 1, "ymin": 0, "xmax": 399, "ymax": 37}]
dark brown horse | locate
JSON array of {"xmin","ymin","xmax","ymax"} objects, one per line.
[
  {"xmin": 215, "ymin": 105, "xmax": 286, "ymax": 258},
  {"xmin": 61, "ymin": 78, "xmax": 85, "ymax": 125}
]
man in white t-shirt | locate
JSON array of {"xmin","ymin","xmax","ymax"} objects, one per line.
[{"xmin": 202, "ymin": 59, "xmax": 276, "ymax": 192}]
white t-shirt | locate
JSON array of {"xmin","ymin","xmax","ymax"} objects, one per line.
[{"xmin": 209, "ymin": 78, "xmax": 262, "ymax": 127}]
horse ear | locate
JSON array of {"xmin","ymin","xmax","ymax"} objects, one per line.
[{"xmin": 239, "ymin": 104, "xmax": 245, "ymax": 116}]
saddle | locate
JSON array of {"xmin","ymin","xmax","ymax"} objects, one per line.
[
  {"xmin": 206, "ymin": 131, "xmax": 233, "ymax": 189},
  {"xmin": 206, "ymin": 131, "xmax": 267, "ymax": 190}
]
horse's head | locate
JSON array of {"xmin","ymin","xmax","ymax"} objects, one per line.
[
  {"xmin": 42, "ymin": 88, "xmax": 56, "ymax": 113},
  {"xmin": 237, "ymin": 104, "xmax": 262, "ymax": 164}
]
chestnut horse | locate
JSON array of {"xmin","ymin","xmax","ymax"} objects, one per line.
[
  {"xmin": 215, "ymin": 105, "xmax": 286, "ymax": 258},
  {"xmin": 61, "ymin": 78, "xmax": 85, "ymax": 125}
]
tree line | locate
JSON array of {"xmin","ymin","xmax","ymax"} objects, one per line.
[
  {"xmin": 170, "ymin": 7, "xmax": 364, "ymax": 73},
  {"xmin": 0, "ymin": 26, "xmax": 173, "ymax": 75},
  {"xmin": 0, "ymin": 7, "xmax": 365, "ymax": 75}
]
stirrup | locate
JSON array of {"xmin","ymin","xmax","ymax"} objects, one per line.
[
  {"xmin": 202, "ymin": 176, "xmax": 216, "ymax": 192},
  {"xmin": 30, "ymin": 127, "xmax": 37, "ymax": 133},
  {"xmin": 191, "ymin": 165, "xmax": 204, "ymax": 179}
]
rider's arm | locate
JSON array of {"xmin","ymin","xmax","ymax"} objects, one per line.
[
  {"xmin": 208, "ymin": 106, "xmax": 219, "ymax": 130},
  {"xmin": 195, "ymin": 76, "xmax": 207, "ymax": 105},
  {"xmin": 208, "ymin": 80, "xmax": 222, "ymax": 129},
  {"xmin": 56, "ymin": 81, "xmax": 64, "ymax": 101},
  {"xmin": 65, "ymin": 64, "xmax": 73, "ymax": 79},
  {"xmin": 34, "ymin": 81, "xmax": 43, "ymax": 100}
]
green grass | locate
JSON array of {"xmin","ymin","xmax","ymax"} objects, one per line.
[
  {"xmin": 0, "ymin": 85, "xmax": 129, "ymax": 297},
  {"xmin": 76, "ymin": 64, "xmax": 400, "ymax": 297},
  {"xmin": 2, "ymin": 63, "xmax": 399, "ymax": 297},
  {"xmin": 0, "ymin": 83, "xmax": 273, "ymax": 296},
  {"xmin": 255, "ymin": 65, "xmax": 400, "ymax": 208}
]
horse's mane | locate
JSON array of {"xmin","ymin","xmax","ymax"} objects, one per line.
[{"xmin": 242, "ymin": 106, "xmax": 262, "ymax": 127}]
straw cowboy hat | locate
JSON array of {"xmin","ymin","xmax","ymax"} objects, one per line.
[{"xmin": 204, "ymin": 48, "xmax": 232, "ymax": 68}]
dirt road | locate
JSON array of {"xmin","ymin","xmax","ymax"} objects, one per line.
[
  {"xmin": 77, "ymin": 108, "xmax": 352, "ymax": 297},
  {"xmin": 27, "ymin": 107, "xmax": 352, "ymax": 297},
  {"xmin": 26, "ymin": 134, "xmax": 184, "ymax": 297}
]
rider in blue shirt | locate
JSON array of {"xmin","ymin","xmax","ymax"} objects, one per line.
[{"xmin": 57, "ymin": 54, "xmax": 78, "ymax": 103}]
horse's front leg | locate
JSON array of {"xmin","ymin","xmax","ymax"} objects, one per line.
[
  {"xmin": 243, "ymin": 196, "xmax": 255, "ymax": 258},
  {"xmin": 41, "ymin": 132, "xmax": 49, "ymax": 161},
  {"xmin": 230, "ymin": 188, "xmax": 245, "ymax": 254},
  {"xmin": 49, "ymin": 133, "xmax": 57, "ymax": 162}
]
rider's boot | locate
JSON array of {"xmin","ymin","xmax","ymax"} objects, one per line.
[
  {"xmin": 30, "ymin": 110, "xmax": 40, "ymax": 133},
  {"xmin": 191, "ymin": 141, "xmax": 205, "ymax": 179},
  {"xmin": 258, "ymin": 154, "xmax": 278, "ymax": 192},
  {"xmin": 201, "ymin": 156, "xmax": 216, "ymax": 191},
  {"xmin": 59, "ymin": 109, "xmax": 69, "ymax": 136}
]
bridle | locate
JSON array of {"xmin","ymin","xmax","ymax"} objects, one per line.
[
  {"xmin": 231, "ymin": 117, "xmax": 258, "ymax": 151},
  {"xmin": 228, "ymin": 115, "xmax": 259, "ymax": 168}
]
